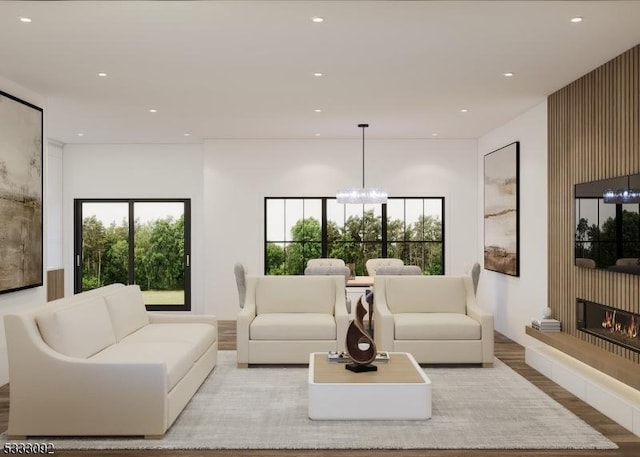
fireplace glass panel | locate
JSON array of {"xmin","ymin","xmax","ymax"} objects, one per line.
[{"xmin": 577, "ymin": 299, "xmax": 640, "ymax": 353}]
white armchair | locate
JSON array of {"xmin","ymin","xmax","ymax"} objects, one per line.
[
  {"xmin": 373, "ymin": 275, "xmax": 494, "ymax": 366},
  {"xmin": 237, "ymin": 275, "xmax": 349, "ymax": 367},
  {"xmin": 304, "ymin": 259, "xmax": 352, "ymax": 313}
]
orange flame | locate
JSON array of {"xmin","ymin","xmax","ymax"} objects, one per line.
[
  {"xmin": 601, "ymin": 311, "xmax": 639, "ymax": 340},
  {"xmin": 628, "ymin": 316, "xmax": 638, "ymax": 338}
]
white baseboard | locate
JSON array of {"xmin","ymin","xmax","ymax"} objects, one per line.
[{"xmin": 525, "ymin": 345, "xmax": 640, "ymax": 437}]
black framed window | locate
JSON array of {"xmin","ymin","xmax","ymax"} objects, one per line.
[
  {"xmin": 265, "ymin": 197, "xmax": 444, "ymax": 275},
  {"xmin": 74, "ymin": 199, "xmax": 191, "ymax": 311},
  {"xmin": 386, "ymin": 198, "xmax": 444, "ymax": 275}
]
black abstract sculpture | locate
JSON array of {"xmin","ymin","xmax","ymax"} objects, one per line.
[{"xmin": 345, "ymin": 295, "xmax": 377, "ymax": 372}]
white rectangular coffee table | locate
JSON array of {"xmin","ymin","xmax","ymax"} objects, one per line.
[{"xmin": 308, "ymin": 352, "xmax": 431, "ymax": 420}]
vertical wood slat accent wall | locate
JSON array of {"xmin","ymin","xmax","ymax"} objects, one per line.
[
  {"xmin": 548, "ymin": 44, "xmax": 640, "ymax": 364},
  {"xmin": 46, "ymin": 269, "xmax": 64, "ymax": 302}
]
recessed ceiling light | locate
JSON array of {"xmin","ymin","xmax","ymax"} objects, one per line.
[
  {"xmin": 98, "ymin": 72, "xmax": 107, "ymax": 77},
  {"xmin": 460, "ymin": 109, "xmax": 468, "ymax": 113},
  {"xmin": 431, "ymin": 133, "xmax": 438, "ymax": 137},
  {"xmin": 313, "ymin": 72, "xmax": 324, "ymax": 77},
  {"xmin": 77, "ymin": 133, "xmax": 84, "ymax": 137},
  {"xmin": 312, "ymin": 17, "xmax": 324, "ymax": 23},
  {"xmin": 183, "ymin": 133, "xmax": 190, "ymax": 137},
  {"xmin": 571, "ymin": 17, "xmax": 583, "ymax": 23},
  {"xmin": 149, "ymin": 109, "xmax": 157, "ymax": 113},
  {"xmin": 19, "ymin": 17, "xmax": 32, "ymax": 23},
  {"xmin": 315, "ymin": 133, "xmax": 321, "ymax": 137},
  {"xmin": 314, "ymin": 109, "xmax": 322, "ymax": 113},
  {"xmin": 503, "ymin": 72, "xmax": 514, "ymax": 77}
]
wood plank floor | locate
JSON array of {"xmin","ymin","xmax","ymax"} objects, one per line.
[{"xmin": 2, "ymin": 321, "xmax": 639, "ymax": 457}]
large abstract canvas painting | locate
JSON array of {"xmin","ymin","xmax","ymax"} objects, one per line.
[
  {"xmin": 0, "ymin": 91, "xmax": 43, "ymax": 294},
  {"xmin": 484, "ymin": 141, "xmax": 519, "ymax": 276}
]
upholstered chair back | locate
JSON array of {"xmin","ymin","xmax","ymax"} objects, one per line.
[
  {"xmin": 234, "ymin": 263, "xmax": 247, "ymax": 308},
  {"xmin": 304, "ymin": 265, "xmax": 351, "ymax": 282},
  {"xmin": 470, "ymin": 262, "xmax": 481, "ymax": 295},
  {"xmin": 365, "ymin": 258, "xmax": 404, "ymax": 276},
  {"xmin": 378, "ymin": 276, "xmax": 467, "ymax": 314},
  {"xmin": 251, "ymin": 276, "xmax": 340, "ymax": 315},
  {"xmin": 376, "ymin": 265, "xmax": 422, "ymax": 276},
  {"xmin": 575, "ymin": 258, "xmax": 596, "ymax": 268},
  {"xmin": 616, "ymin": 257, "xmax": 640, "ymax": 266},
  {"xmin": 304, "ymin": 265, "xmax": 351, "ymax": 313},
  {"xmin": 306, "ymin": 258, "xmax": 346, "ymax": 268}
]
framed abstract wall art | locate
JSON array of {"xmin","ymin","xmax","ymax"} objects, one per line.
[
  {"xmin": 484, "ymin": 141, "xmax": 519, "ymax": 276},
  {"xmin": 0, "ymin": 90, "xmax": 43, "ymax": 294}
]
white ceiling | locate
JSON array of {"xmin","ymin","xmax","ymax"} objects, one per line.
[{"xmin": 1, "ymin": 1, "xmax": 640, "ymax": 144}]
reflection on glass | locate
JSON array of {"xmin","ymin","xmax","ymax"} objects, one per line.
[
  {"xmin": 599, "ymin": 200, "xmax": 616, "ymax": 241},
  {"xmin": 622, "ymin": 204, "xmax": 640, "ymax": 259},
  {"xmin": 386, "ymin": 199, "xmax": 405, "ymax": 240},
  {"xmin": 406, "ymin": 199, "xmax": 423, "ymax": 241},
  {"xmin": 327, "ymin": 199, "xmax": 345, "ymax": 229},
  {"xmin": 81, "ymin": 202, "xmax": 129, "ymax": 291},
  {"xmin": 363, "ymin": 204, "xmax": 382, "ymax": 242},
  {"xmin": 134, "ymin": 202, "xmax": 185, "ymax": 306},
  {"xmin": 302, "ymin": 199, "xmax": 322, "ymax": 241},
  {"xmin": 266, "ymin": 199, "xmax": 285, "ymax": 242},
  {"xmin": 285, "ymin": 199, "xmax": 303, "ymax": 242},
  {"xmin": 575, "ymin": 174, "xmax": 640, "ymax": 273}
]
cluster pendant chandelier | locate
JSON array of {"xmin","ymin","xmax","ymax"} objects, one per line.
[
  {"xmin": 336, "ymin": 124, "xmax": 388, "ymax": 204},
  {"xmin": 603, "ymin": 176, "xmax": 640, "ymax": 204},
  {"xmin": 603, "ymin": 189, "xmax": 640, "ymax": 204}
]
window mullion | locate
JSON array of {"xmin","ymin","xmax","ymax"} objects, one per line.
[{"xmin": 128, "ymin": 200, "xmax": 135, "ymax": 286}]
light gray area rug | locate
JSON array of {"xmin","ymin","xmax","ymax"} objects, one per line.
[{"xmin": 4, "ymin": 351, "xmax": 617, "ymax": 450}]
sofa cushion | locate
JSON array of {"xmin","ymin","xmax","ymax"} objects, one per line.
[
  {"xmin": 91, "ymin": 341, "xmax": 198, "ymax": 391},
  {"xmin": 394, "ymin": 313, "xmax": 481, "ymax": 340},
  {"xmin": 104, "ymin": 285, "xmax": 150, "ymax": 341},
  {"xmin": 384, "ymin": 276, "xmax": 466, "ymax": 314},
  {"xmin": 256, "ymin": 277, "xmax": 335, "ymax": 314},
  {"xmin": 36, "ymin": 296, "xmax": 117, "ymax": 358},
  {"xmin": 250, "ymin": 313, "xmax": 336, "ymax": 340},
  {"xmin": 121, "ymin": 323, "xmax": 217, "ymax": 360}
]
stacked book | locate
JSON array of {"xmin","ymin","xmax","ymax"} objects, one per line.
[{"xmin": 531, "ymin": 318, "xmax": 561, "ymax": 332}]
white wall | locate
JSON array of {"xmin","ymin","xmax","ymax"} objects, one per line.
[
  {"xmin": 62, "ymin": 144, "xmax": 205, "ymax": 311},
  {"xmin": 205, "ymin": 138, "xmax": 478, "ymax": 319},
  {"xmin": 47, "ymin": 140, "xmax": 64, "ymax": 269},
  {"xmin": 477, "ymin": 100, "xmax": 548, "ymax": 346},
  {"xmin": 0, "ymin": 76, "xmax": 47, "ymax": 385}
]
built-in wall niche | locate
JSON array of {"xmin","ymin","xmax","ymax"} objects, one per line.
[
  {"xmin": 574, "ymin": 173, "xmax": 640, "ymax": 275},
  {"xmin": 577, "ymin": 298, "xmax": 640, "ymax": 353}
]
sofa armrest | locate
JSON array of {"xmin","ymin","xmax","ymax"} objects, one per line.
[
  {"xmin": 462, "ymin": 275, "xmax": 493, "ymax": 363},
  {"xmin": 236, "ymin": 302, "xmax": 256, "ymax": 365},
  {"xmin": 466, "ymin": 301, "xmax": 494, "ymax": 365},
  {"xmin": 147, "ymin": 312, "xmax": 217, "ymax": 326},
  {"xmin": 373, "ymin": 280, "xmax": 394, "ymax": 352}
]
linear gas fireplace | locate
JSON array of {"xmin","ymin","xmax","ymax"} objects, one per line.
[{"xmin": 577, "ymin": 299, "xmax": 640, "ymax": 353}]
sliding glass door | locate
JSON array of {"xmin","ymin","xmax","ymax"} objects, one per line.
[{"xmin": 74, "ymin": 199, "xmax": 190, "ymax": 311}]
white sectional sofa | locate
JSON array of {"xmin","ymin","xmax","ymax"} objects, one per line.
[
  {"xmin": 373, "ymin": 275, "xmax": 494, "ymax": 366},
  {"xmin": 4, "ymin": 283, "xmax": 217, "ymax": 438},
  {"xmin": 237, "ymin": 275, "xmax": 349, "ymax": 366}
]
